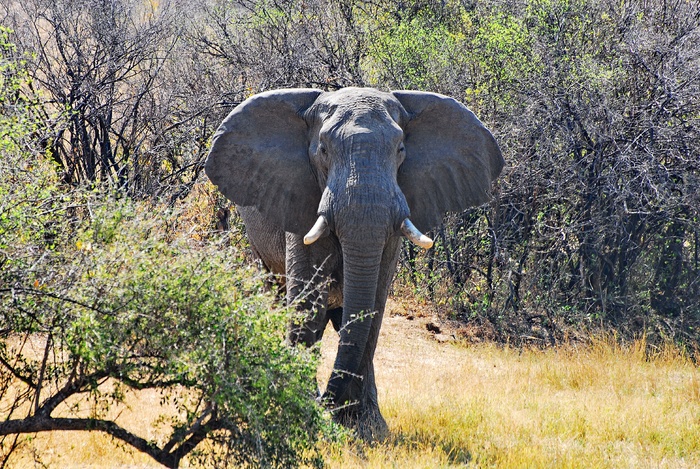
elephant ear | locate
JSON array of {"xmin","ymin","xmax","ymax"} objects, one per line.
[
  {"xmin": 205, "ymin": 89, "xmax": 323, "ymax": 234},
  {"xmin": 393, "ymin": 90, "xmax": 504, "ymax": 233}
]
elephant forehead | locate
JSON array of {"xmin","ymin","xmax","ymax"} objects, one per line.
[
  {"xmin": 318, "ymin": 105, "xmax": 404, "ymax": 140},
  {"xmin": 313, "ymin": 88, "xmax": 406, "ymax": 125},
  {"xmin": 323, "ymin": 86, "xmax": 392, "ymax": 104},
  {"xmin": 321, "ymin": 116, "xmax": 403, "ymax": 148}
]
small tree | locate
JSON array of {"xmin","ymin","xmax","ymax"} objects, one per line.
[{"xmin": 0, "ymin": 30, "xmax": 328, "ymax": 468}]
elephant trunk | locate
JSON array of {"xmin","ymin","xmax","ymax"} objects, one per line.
[
  {"xmin": 320, "ymin": 134, "xmax": 408, "ymax": 409},
  {"xmin": 324, "ymin": 237, "xmax": 384, "ymax": 407}
]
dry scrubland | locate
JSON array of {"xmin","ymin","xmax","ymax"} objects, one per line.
[
  {"xmin": 7, "ymin": 300, "xmax": 700, "ymax": 469},
  {"xmin": 2, "ymin": 1, "xmax": 699, "ymax": 467}
]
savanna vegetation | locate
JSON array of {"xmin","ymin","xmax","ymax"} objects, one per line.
[{"xmin": 1, "ymin": 0, "xmax": 699, "ymax": 467}]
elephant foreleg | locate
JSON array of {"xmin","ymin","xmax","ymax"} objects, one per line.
[{"xmin": 285, "ymin": 232, "xmax": 333, "ymax": 346}]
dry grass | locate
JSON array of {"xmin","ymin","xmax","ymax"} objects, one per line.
[
  {"xmin": 2, "ymin": 386, "xmax": 173, "ymax": 468},
  {"xmin": 4, "ymin": 300, "xmax": 700, "ymax": 468},
  {"xmin": 321, "ymin": 301, "xmax": 700, "ymax": 469}
]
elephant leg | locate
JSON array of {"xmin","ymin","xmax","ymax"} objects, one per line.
[
  {"xmin": 333, "ymin": 358, "xmax": 386, "ymax": 440},
  {"xmin": 287, "ymin": 289, "xmax": 329, "ymax": 346},
  {"xmin": 332, "ymin": 236, "xmax": 402, "ymax": 440},
  {"xmin": 285, "ymin": 232, "xmax": 335, "ymax": 346}
]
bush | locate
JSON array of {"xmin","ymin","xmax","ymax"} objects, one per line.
[
  {"xmin": 394, "ymin": 0, "xmax": 700, "ymax": 346},
  {"xmin": 0, "ymin": 29, "xmax": 329, "ymax": 467},
  {"xmin": 0, "ymin": 185, "xmax": 329, "ymax": 468}
]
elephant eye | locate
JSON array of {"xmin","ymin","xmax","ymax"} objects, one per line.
[
  {"xmin": 396, "ymin": 143, "xmax": 406, "ymax": 165},
  {"xmin": 316, "ymin": 143, "xmax": 330, "ymax": 173}
]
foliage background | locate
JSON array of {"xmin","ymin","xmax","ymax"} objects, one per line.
[{"xmin": 7, "ymin": 0, "xmax": 693, "ymax": 345}]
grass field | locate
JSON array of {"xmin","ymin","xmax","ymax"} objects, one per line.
[
  {"xmin": 322, "ymin": 306, "xmax": 700, "ymax": 468},
  {"xmin": 5, "ymin": 300, "xmax": 700, "ymax": 468}
]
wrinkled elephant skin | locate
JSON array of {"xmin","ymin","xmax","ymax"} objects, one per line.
[{"xmin": 205, "ymin": 87, "xmax": 504, "ymax": 439}]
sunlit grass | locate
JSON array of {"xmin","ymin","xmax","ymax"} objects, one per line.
[
  {"xmin": 4, "ymin": 313, "xmax": 700, "ymax": 468},
  {"xmin": 322, "ymin": 317, "xmax": 700, "ymax": 469},
  {"xmin": 2, "ymin": 387, "xmax": 168, "ymax": 468}
]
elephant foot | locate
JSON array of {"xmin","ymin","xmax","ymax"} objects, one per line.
[{"xmin": 332, "ymin": 402, "xmax": 389, "ymax": 441}]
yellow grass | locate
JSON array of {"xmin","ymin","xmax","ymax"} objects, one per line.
[
  {"xmin": 320, "ymin": 305, "xmax": 700, "ymax": 469},
  {"xmin": 4, "ymin": 301, "xmax": 700, "ymax": 468},
  {"xmin": 2, "ymin": 386, "xmax": 173, "ymax": 468}
]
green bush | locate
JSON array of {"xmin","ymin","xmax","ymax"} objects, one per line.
[
  {"xmin": 0, "ymin": 29, "xmax": 329, "ymax": 467},
  {"xmin": 364, "ymin": 13, "xmax": 462, "ymax": 91},
  {"xmin": 391, "ymin": 0, "xmax": 700, "ymax": 346},
  {"xmin": 1, "ymin": 183, "xmax": 329, "ymax": 469}
]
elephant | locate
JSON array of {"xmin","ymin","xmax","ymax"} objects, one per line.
[{"xmin": 204, "ymin": 87, "xmax": 503, "ymax": 439}]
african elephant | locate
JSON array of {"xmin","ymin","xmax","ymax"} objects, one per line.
[{"xmin": 205, "ymin": 87, "xmax": 503, "ymax": 439}]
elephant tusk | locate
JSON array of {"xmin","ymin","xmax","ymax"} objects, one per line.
[
  {"xmin": 401, "ymin": 218, "xmax": 434, "ymax": 249},
  {"xmin": 304, "ymin": 215, "xmax": 329, "ymax": 245}
]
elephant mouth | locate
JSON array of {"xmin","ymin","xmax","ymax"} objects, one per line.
[{"xmin": 303, "ymin": 215, "xmax": 433, "ymax": 249}]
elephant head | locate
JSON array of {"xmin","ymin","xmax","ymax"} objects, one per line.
[{"xmin": 205, "ymin": 87, "xmax": 503, "ymax": 430}]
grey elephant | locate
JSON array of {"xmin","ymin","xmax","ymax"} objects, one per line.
[{"xmin": 205, "ymin": 87, "xmax": 503, "ymax": 439}]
